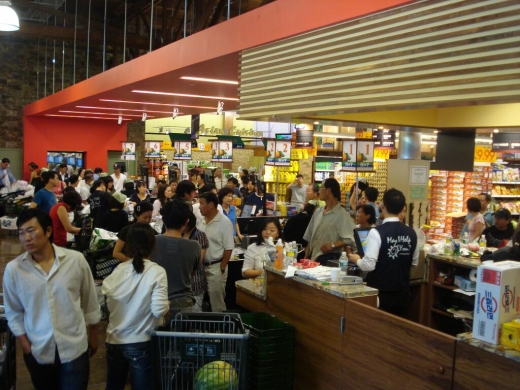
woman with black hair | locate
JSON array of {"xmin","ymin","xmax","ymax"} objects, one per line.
[
  {"xmin": 356, "ymin": 204, "xmax": 377, "ymax": 228},
  {"xmin": 113, "ymin": 202, "xmax": 154, "ymax": 262},
  {"xmin": 102, "ymin": 175, "xmax": 115, "ymax": 194},
  {"xmin": 467, "ymin": 197, "xmax": 485, "ymax": 243},
  {"xmin": 348, "ymin": 180, "xmax": 368, "ymax": 217},
  {"xmin": 152, "ymin": 184, "xmax": 173, "ymax": 221},
  {"xmin": 102, "ymin": 223, "xmax": 168, "ymax": 390},
  {"xmin": 49, "ymin": 190, "xmax": 82, "ymax": 247},
  {"xmin": 28, "ymin": 162, "xmax": 39, "ymax": 185},
  {"xmin": 99, "ymin": 192, "xmax": 129, "ymax": 233},
  {"xmin": 218, "ymin": 187, "xmax": 243, "ymax": 241},
  {"xmin": 129, "ymin": 180, "xmax": 151, "ymax": 205},
  {"xmin": 242, "ymin": 217, "xmax": 283, "ymax": 279},
  {"xmin": 87, "ymin": 179, "xmax": 112, "ymax": 228}
]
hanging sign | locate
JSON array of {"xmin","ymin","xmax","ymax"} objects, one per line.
[
  {"xmin": 357, "ymin": 140, "xmax": 374, "ymax": 171},
  {"xmin": 121, "ymin": 142, "xmax": 136, "ymax": 160},
  {"xmin": 342, "ymin": 140, "xmax": 357, "ymax": 170},
  {"xmin": 374, "ymin": 148, "xmax": 391, "ymax": 160},
  {"xmin": 474, "ymin": 145, "xmax": 497, "ymax": 163},
  {"xmin": 211, "ymin": 141, "xmax": 233, "ymax": 162},
  {"xmin": 145, "ymin": 141, "xmax": 161, "ymax": 157},
  {"xmin": 266, "ymin": 140, "xmax": 276, "ymax": 165},
  {"xmin": 174, "ymin": 141, "xmax": 192, "ymax": 160},
  {"xmin": 275, "ymin": 140, "xmax": 291, "ymax": 166}
]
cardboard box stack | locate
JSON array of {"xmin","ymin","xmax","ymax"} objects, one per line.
[{"xmin": 473, "ymin": 261, "xmax": 520, "ymax": 345}]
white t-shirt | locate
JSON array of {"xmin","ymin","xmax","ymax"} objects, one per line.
[{"xmin": 111, "ymin": 173, "xmax": 127, "ymax": 192}]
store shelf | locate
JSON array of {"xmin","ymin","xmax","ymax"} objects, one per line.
[
  {"xmin": 316, "ymin": 169, "xmax": 337, "ymax": 172},
  {"xmin": 433, "ymin": 282, "xmax": 458, "ymax": 291},
  {"xmin": 491, "ymin": 195, "xmax": 520, "ymax": 198},
  {"xmin": 491, "ymin": 181, "xmax": 520, "ymax": 184},
  {"xmin": 431, "ymin": 307, "xmax": 453, "ymax": 319}
]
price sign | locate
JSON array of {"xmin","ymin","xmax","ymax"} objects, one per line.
[
  {"xmin": 121, "ymin": 142, "xmax": 136, "ymax": 160},
  {"xmin": 265, "ymin": 140, "xmax": 276, "ymax": 165},
  {"xmin": 173, "ymin": 141, "xmax": 192, "ymax": 160},
  {"xmin": 342, "ymin": 140, "xmax": 357, "ymax": 171},
  {"xmin": 474, "ymin": 145, "xmax": 497, "ymax": 163},
  {"xmin": 145, "ymin": 141, "xmax": 161, "ymax": 157},
  {"xmin": 374, "ymin": 148, "xmax": 390, "ymax": 160},
  {"xmin": 357, "ymin": 140, "xmax": 374, "ymax": 171},
  {"xmin": 210, "ymin": 141, "xmax": 220, "ymax": 162},
  {"xmin": 219, "ymin": 141, "xmax": 233, "ymax": 162},
  {"xmin": 275, "ymin": 140, "xmax": 291, "ymax": 166}
]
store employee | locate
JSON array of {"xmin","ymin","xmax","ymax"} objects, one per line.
[{"xmin": 348, "ymin": 188, "xmax": 418, "ymax": 317}]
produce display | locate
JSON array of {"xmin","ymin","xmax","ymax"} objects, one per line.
[
  {"xmin": 194, "ymin": 361, "xmax": 238, "ymax": 390},
  {"xmin": 339, "ymin": 160, "xmax": 387, "ymax": 207}
]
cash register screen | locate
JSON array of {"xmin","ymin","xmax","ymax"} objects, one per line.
[{"xmin": 353, "ymin": 228, "xmax": 373, "ymax": 257}]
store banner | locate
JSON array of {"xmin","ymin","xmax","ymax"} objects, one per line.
[
  {"xmin": 266, "ymin": 140, "xmax": 276, "ymax": 165},
  {"xmin": 275, "ymin": 140, "xmax": 291, "ymax": 166},
  {"xmin": 145, "ymin": 141, "xmax": 162, "ymax": 157},
  {"xmin": 342, "ymin": 140, "xmax": 357, "ymax": 170},
  {"xmin": 474, "ymin": 145, "xmax": 497, "ymax": 163},
  {"xmin": 173, "ymin": 141, "xmax": 192, "ymax": 160},
  {"xmin": 211, "ymin": 141, "xmax": 233, "ymax": 162},
  {"xmin": 342, "ymin": 140, "xmax": 374, "ymax": 171},
  {"xmin": 121, "ymin": 142, "xmax": 136, "ymax": 160},
  {"xmin": 374, "ymin": 148, "xmax": 390, "ymax": 160}
]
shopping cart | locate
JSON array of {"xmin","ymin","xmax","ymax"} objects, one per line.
[
  {"xmin": 0, "ymin": 295, "xmax": 16, "ymax": 390},
  {"xmin": 84, "ymin": 246, "xmax": 120, "ymax": 280},
  {"xmin": 152, "ymin": 313, "xmax": 249, "ymax": 390},
  {"xmin": 0, "ymin": 190, "xmax": 28, "ymax": 218}
]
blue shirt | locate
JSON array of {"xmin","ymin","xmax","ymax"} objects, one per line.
[
  {"xmin": 222, "ymin": 205, "xmax": 238, "ymax": 236},
  {"xmin": 33, "ymin": 188, "xmax": 57, "ymax": 214},
  {"xmin": 0, "ymin": 166, "xmax": 16, "ymax": 187}
]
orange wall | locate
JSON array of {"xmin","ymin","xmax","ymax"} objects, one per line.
[{"xmin": 23, "ymin": 117, "xmax": 127, "ymax": 180}]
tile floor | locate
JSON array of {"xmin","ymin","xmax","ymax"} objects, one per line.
[{"xmin": 0, "ymin": 229, "xmax": 130, "ymax": 389}]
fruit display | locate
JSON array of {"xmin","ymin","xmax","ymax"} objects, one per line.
[
  {"xmin": 339, "ymin": 160, "xmax": 387, "ymax": 207},
  {"xmin": 194, "ymin": 360, "xmax": 238, "ymax": 390}
]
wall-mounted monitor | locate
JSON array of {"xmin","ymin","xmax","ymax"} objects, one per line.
[
  {"xmin": 296, "ymin": 130, "xmax": 314, "ymax": 147},
  {"xmin": 430, "ymin": 130, "xmax": 475, "ymax": 172}
]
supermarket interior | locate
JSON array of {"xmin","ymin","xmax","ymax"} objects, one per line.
[{"xmin": 1, "ymin": 0, "xmax": 520, "ymax": 389}]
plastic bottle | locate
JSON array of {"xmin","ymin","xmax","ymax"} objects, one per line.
[
  {"xmin": 274, "ymin": 239, "xmax": 284, "ymax": 270},
  {"xmin": 265, "ymin": 236, "xmax": 277, "ymax": 262},
  {"xmin": 284, "ymin": 242, "xmax": 296, "ymax": 268},
  {"xmin": 444, "ymin": 234, "xmax": 453, "ymax": 255},
  {"xmin": 462, "ymin": 232, "xmax": 469, "ymax": 245},
  {"xmin": 339, "ymin": 251, "xmax": 348, "ymax": 275},
  {"xmin": 479, "ymin": 235, "xmax": 487, "ymax": 255}
]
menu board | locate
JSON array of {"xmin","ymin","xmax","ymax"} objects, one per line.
[
  {"xmin": 211, "ymin": 141, "xmax": 233, "ymax": 162},
  {"xmin": 266, "ymin": 140, "xmax": 276, "ymax": 165},
  {"xmin": 342, "ymin": 140, "xmax": 374, "ymax": 171},
  {"xmin": 145, "ymin": 141, "xmax": 161, "ymax": 157},
  {"xmin": 121, "ymin": 142, "xmax": 136, "ymax": 160},
  {"xmin": 173, "ymin": 141, "xmax": 192, "ymax": 160},
  {"xmin": 275, "ymin": 140, "xmax": 291, "ymax": 166}
]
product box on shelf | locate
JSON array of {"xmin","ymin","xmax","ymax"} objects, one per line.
[
  {"xmin": 454, "ymin": 275, "xmax": 476, "ymax": 291},
  {"xmin": 473, "ymin": 261, "xmax": 520, "ymax": 344}
]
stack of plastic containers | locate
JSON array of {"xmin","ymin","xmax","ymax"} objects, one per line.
[{"xmin": 240, "ymin": 312, "xmax": 295, "ymax": 390}]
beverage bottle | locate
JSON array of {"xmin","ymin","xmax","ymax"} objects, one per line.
[
  {"xmin": 479, "ymin": 235, "xmax": 487, "ymax": 254},
  {"xmin": 339, "ymin": 251, "xmax": 348, "ymax": 275},
  {"xmin": 274, "ymin": 239, "xmax": 284, "ymax": 270},
  {"xmin": 444, "ymin": 234, "xmax": 453, "ymax": 255},
  {"xmin": 462, "ymin": 232, "xmax": 469, "ymax": 245}
]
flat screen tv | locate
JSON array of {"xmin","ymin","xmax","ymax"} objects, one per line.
[{"xmin": 430, "ymin": 130, "xmax": 476, "ymax": 172}]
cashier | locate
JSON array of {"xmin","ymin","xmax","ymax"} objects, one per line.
[
  {"xmin": 348, "ymin": 188, "xmax": 419, "ymax": 317},
  {"xmin": 482, "ymin": 208, "xmax": 515, "ymax": 248}
]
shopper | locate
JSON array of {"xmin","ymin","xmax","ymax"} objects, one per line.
[
  {"xmin": 87, "ymin": 179, "xmax": 112, "ymax": 228},
  {"xmin": 169, "ymin": 179, "xmax": 178, "ymax": 195},
  {"xmin": 303, "ymin": 178, "xmax": 356, "ymax": 263},
  {"xmin": 193, "ymin": 184, "xmax": 222, "ymax": 227},
  {"xmin": 29, "ymin": 170, "xmax": 59, "ymax": 214},
  {"xmin": 3, "ymin": 208, "xmax": 100, "ymax": 390},
  {"xmin": 482, "ymin": 208, "xmax": 515, "ymax": 248},
  {"xmin": 243, "ymin": 180, "xmax": 272, "ymax": 216},
  {"xmin": 348, "ymin": 188, "xmax": 419, "ymax": 317},
  {"xmin": 183, "ymin": 212, "xmax": 209, "ymax": 312},
  {"xmin": 467, "ymin": 197, "xmax": 485, "ymax": 243},
  {"xmin": 198, "ymin": 192, "xmax": 234, "ymax": 312},
  {"xmin": 58, "ymin": 163, "xmax": 69, "ymax": 183},
  {"xmin": 287, "ymin": 174, "xmax": 307, "ymax": 210},
  {"xmin": 129, "ymin": 180, "xmax": 151, "ymax": 205},
  {"xmin": 79, "ymin": 173, "xmax": 94, "ymax": 202},
  {"xmin": 226, "ymin": 177, "xmax": 242, "ymax": 198},
  {"xmin": 347, "ymin": 180, "xmax": 368, "ymax": 217},
  {"xmin": 151, "ymin": 200, "xmax": 200, "ymax": 312},
  {"xmin": 242, "ymin": 217, "xmax": 283, "ymax": 278},
  {"xmin": 49, "ymin": 190, "xmax": 82, "ymax": 247},
  {"xmin": 110, "ymin": 163, "xmax": 127, "ymax": 192},
  {"xmin": 356, "ymin": 204, "xmax": 377, "ymax": 228},
  {"xmin": 239, "ymin": 175, "xmax": 249, "ymax": 198},
  {"xmin": 479, "ymin": 192, "xmax": 495, "ymax": 227},
  {"xmin": 99, "ymin": 192, "xmax": 129, "ymax": 233},
  {"xmin": 93, "ymin": 167, "xmax": 103, "ymax": 181},
  {"xmin": 364, "ymin": 186, "xmax": 380, "ymax": 225},
  {"xmin": 152, "ymin": 184, "xmax": 173, "ymax": 220},
  {"xmin": 173, "ymin": 180, "xmax": 197, "ymax": 211},
  {"xmin": 28, "ymin": 162, "xmax": 39, "ymax": 186},
  {"xmin": 102, "ymin": 223, "xmax": 168, "ymax": 390},
  {"xmin": 305, "ymin": 183, "xmax": 325, "ymax": 208},
  {"xmin": 121, "ymin": 179, "xmax": 135, "ymax": 198},
  {"xmin": 213, "ymin": 167, "xmax": 227, "ymax": 190},
  {"xmin": 481, "ymin": 227, "xmax": 520, "ymax": 262},
  {"xmin": 102, "ymin": 175, "xmax": 116, "ymax": 194},
  {"xmin": 218, "ymin": 187, "xmax": 243, "ymax": 240},
  {"xmin": 113, "ymin": 202, "xmax": 154, "ymax": 262}
]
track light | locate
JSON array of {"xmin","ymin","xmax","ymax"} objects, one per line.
[
  {"xmin": 118, "ymin": 116, "xmax": 122, "ymax": 125},
  {"xmin": 165, "ymin": 129, "xmax": 170, "ymax": 134},
  {"xmin": 172, "ymin": 107, "xmax": 179, "ymax": 119},
  {"xmin": 142, "ymin": 112, "xmax": 147, "ymax": 121},
  {"xmin": 217, "ymin": 101, "xmax": 224, "ymax": 115}
]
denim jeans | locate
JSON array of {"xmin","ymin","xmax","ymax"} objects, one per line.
[
  {"xmin": 105, "ymin": 341, "xmax": 152, "ymax": 390},
  {"xmin": 23, "ymin": 349, "xmax": 90, "ymax": 390}
]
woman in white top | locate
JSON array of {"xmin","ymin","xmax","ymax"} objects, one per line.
[
  {"xmin": 102, "ymin": 223, "xmax": 169, "ymax": 390},
  {"xmin": 242, "ymin": 217, "xmax": 283, "ymax": 279},
  {"xmin": 152, "ymin": 184, "xmax": 173, "ymax": 220}
]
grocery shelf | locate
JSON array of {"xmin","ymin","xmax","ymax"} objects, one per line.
[
  {"xmin": 431, "ymin": 307, "xmax": 453, "ymax": 319},
  {"xmin": 315, "ymin": 169, "xmax": 337, "ymax": 172},
  {"xmin": 433, "ymin": 281, "xmax": 458, "ymax": 291},
  {"xmin": 492, "ymin": 181, "xmax": 520, "ymax": 184}
]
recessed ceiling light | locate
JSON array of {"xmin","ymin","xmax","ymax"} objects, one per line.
[
  {"xmin": 77, "ymin": 106, "xmax": 175, "ymax": 115},
  {"xmin": 378, "ymin": 126, "xmax": 384, "ymax": 129},
  {"xmin": 433, "ymin": 130, "xmax": 439, "ymax": 133},
  {"xmin": 493, "ymin": 129, "xmax": 499, "ymax": 133},
  {"xmin": 180, "ymin": 76, "xmax": 238, "ymax": 85},
  {"xmin": 132, "ymin": 90, "xmax": 239, "ymax": 101},
  {"xmin": 100, "ymin": 99, "xmax": 214, "ymax": 110},
  {"xmin": 45, "ymin": 114, "xmax": 130, "ymax": 120},
  {"xmin": 314, "ymin": 122, "xmax": 320, "ymax": 125},
  {"xmin": 60, "ymin": 110, "xmax": 152, "ymax": 118}
]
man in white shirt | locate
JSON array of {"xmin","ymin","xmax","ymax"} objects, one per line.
[
  {"xmin": 110, "ymin": 163, "xmax": 127, "ymax": 192},
  {"xmin": 198, "ymin": 192, "xmax": 234, "ymax": 312},
  {"xmin": 287, "ymin": 174, "xmax": 308, "ymax": 210},
  {"xmin": 3, "ymin": 208, "xmax": 100, "ymax": 389},
  {"xmin": 213, "ymin": 167, "xmax": 228, "ymax": 190},
  {"xmin": 79, "ymin": 173, "xmax": 94, "ymax": 202},
  {"xmin": 192, "ymin": 184, "xmax": 223, "ymax": 228}
]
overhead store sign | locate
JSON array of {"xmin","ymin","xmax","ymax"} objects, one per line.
[
  {"xmin": 355, "ymin": 128, "xmax": 373, "ymax": 139},
  {"xmin": 474, "ymin": 145, "xmax": 496, "ymax": 163},
  {"xmin": 342, "ymin": 140, "xmax": 374, "ymax": 171},
  {"xmin": 372, "ymin": 129, "xmax": 396, "ymax": 148},
  {"xmin": 145, "ymin": 141, "xmax": 161, "ymax": 157},
  {"xmin": 265, "ymin": 140, "xmax": 291, "ymax": 166},
  {"xmin": 211, "ymin": 140, "xmax": 233, "ymax": 162},
  {"xmin": 121, "ymin": 142, "xmax": 136, "ymax": 160},
  {"xmin": 173, "ymin": 141, "xmax": 192, "ymax": 160},
  {"xmin": 492, "ymin": 133, "xmax": 520, "ymax": 151}
]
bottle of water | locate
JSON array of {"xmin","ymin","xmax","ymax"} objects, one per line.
[
  {"xmin": 444, "ymin": 234, "xmax": 453, "ymax": 255},
  {"xmin": 462, "ymin": 232, "xmax": 469, "ymax": 245},
  {"xmin": 479, "ymin": 235, "xmax": 487, "ymax": 254},
  {"xmin": 284, "ymin": 242, "xmax": 296, "ymax": 268},
  {"xmin": 339, "ymin": 251, "xmax": 348, "ymax": 275}
]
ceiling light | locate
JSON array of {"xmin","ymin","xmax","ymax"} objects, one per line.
[
  {"xmin": 45, "ymin": 114, "xmax": 129, "ymax": 120},
  {"xmin": 314, "ymin": 122, "xmax": 320, "ymax": 125},
  {"xmin": 217, "ymin": 101, "xmax": 224, "ymax": 115},
  {"xmin": 421, "ymin": 141, "xmax": 437, "ymax": 145},
  {"xmin": 313, "ymin": 132, "xmax": 355, "ymax": 139},
  {"xmin": 172, "ymin": 107, "xmax": 179, "ymax": 119},
  {"xmin": 118, "ymin": 116, "xmax": 122, "ymax": 125},
  {"xmin": 180, "ymin": 76, "xmax": 238, "ymax": 85},
  {"xmin": 165, "ymin": 129, "xmax": 170, "ymax": 135},
  {"xmin": 132, "ymin": 90, "xmax": 239, "ymax": 101},
  {"xmin": 142, "ymin": 112, "xmax": 147, "ymax": 121},
  {"xmin": 77, "ymin": 106, "xmax": 172, "ymax": 115},
  {"xmin": 61, "ymin": 110, "xmax": 152, "ymax": 118},
  {"xmin": 0, "ymin": 2, "xmax": 20, "ymax": 32},
  {"xmin": 493, "ymin": 129, "xmax": 499, "ymax": 133},
  {"xmin": 433, "ymin": 130, "xmax": 439, "ymax": 134},
  {"xmin": 99, "ymin": 99, "xmax": 214, "ymax": 110},
  {"xmin": 378, "ymin": 126, "xmax": 384, "ymax": 130}
]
